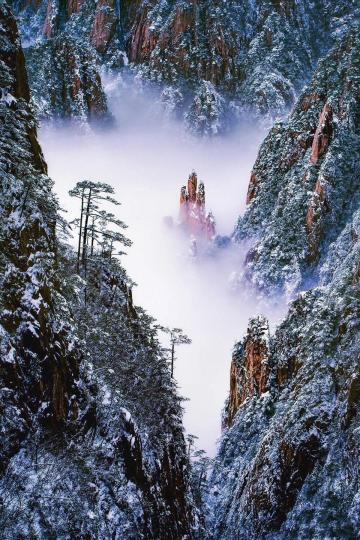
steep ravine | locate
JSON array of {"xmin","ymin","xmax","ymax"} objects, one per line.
[
  {"xmin": 38, "ymin": 77, "xmax": 287, "ymax": 457},
  {"xmin": 1, "ymin": 1, "xmax": 360, "ymax": 538}
]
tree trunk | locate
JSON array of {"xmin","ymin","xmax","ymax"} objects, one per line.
[
  {"xmin": 90, "ymin": 216, "xmax": 95, "ymax": 257},
  {"xmin": 82, "ymin": 187, "xmax": 92, "ymax": 266},
  {"xmin": 171, "ymin": 341, "xmax": 175, "ymax": 378},
  {"xmin": 77, "ymin": 190, "xmax": 84, "ymax": 272}
]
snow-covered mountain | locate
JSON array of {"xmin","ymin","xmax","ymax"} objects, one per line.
[
  {"xmin": 209, "ymin": 21, "xmax": 360, "ymax": 539},
  {"xmin": 11, "ymin": 0, "xmax": 359, "ymax": 131},
  {"xmin": 0, "ymin": 4, "xmax": 202, "ymax": 537},
  {"xmin": 234, "ymin": 22, "xmax": 360, "ymax": 293},
  {"xmin": 1, "ymin": 0, "xmax": 360, "ymax": 538}
]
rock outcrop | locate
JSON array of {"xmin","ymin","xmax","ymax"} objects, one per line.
[
  {"xmin": 42, "ymin": 0, "xmax": 87, "ymax": 38},
  {"xmin": 42, "ymin": 0, "xmax": 56, "ymax": 38},
  {"xmin": 310, "ymin": 103, "xmax": 333, "ymax": 164},
  {"xmin": 25, "ymin": 35, "xmax": 109, "ymax": 120},
  {"xmin": 225, "ymin": 316, "xmax": 270, "ymax": 428},
  {"xmin": 91, "ymin": 0, "xmax": 119, "ymax": 53},
  {"xmin": 179, "ymin": 171, "xmax": 216, "ymax": 241}
]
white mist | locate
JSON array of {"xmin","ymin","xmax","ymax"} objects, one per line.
[{"xmin": 39, "ymin": 74, "xmax": 286, "ymax": 456}]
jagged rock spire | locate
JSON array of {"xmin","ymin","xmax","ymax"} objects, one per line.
[{"xmin": 179, "ymin": 171, "xmax": 216, "ymax": 241}]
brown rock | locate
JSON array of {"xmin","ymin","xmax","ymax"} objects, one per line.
[
  {"xmin": 310, "ymin": 103, "xmax": 333, "ymax": 164},
  {"xmin": 91, "ymin": 0, "xmax": 118, "ymax": 53},
  {"xmin": 299, "ymin": 92, "xmax": 322, "ymax": 112},
  {"xmin": 0, "ymin": 5, "xmax": 47, "ymax": 172},
  {"xmin": 129, "ymin": 4, "xmax": 196, "ymax": 73},
  {"xmin": 246, "ymin": 172, "xmax": 258, "ymax": 204},
  {"xmin": 66, "ymin": 0, "xmax": 84, "ymax": 17},
  {"xmin": 188, "ymin": 171, "xmax": 197, "ymax": 202},
  {"xmin": 2, "ymin": 7, "xmax": 30, "ymax": 101},
  {"xmin": 129, "ymin": 8, "xmax": 157, "ymax": 63},
  {"xmin": 43, "ymin": 0, "xmax": 85, "ymax": 37},
  {"xmin": 306, "ymin": 177, "xmax": 329, "ymax": 263},
  {"xmin": 276, "ymin": 356, "xmax": 300, "ymax": 388},
  {"xmin": 178, "ymin": 171, "xmax": 216, "ymax": 241},
  {"xmin": 43, "ymin": 0, "xmax": 55, "ymax": 38},
  {"xmin": 226, "ymin": 316, "xmax": 270, "ymax": 427}
]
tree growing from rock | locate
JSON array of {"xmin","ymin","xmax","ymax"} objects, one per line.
[{"xmin": 69, "ymin": 181, "xmax": 131, "ymax": 272}]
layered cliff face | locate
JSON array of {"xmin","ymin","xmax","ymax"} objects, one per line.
[
  {"xmin": 211, "ymin": 208, "xmax": 360, "ymax": 538},
  {"xmin": 0, "ymin": 5, "xmax": 198, "ymax": 537},
  {"xmin": 12, "ymin": 0, "xmax": 359, "ymax": 131},
  {"xmin": 234, "ymin": 23, "xmax": 360, "ymax": 293}
]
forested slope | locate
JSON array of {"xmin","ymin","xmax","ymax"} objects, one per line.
[
  {"xmin": 11, "ymin": 0, "xmax": 359, "ymax": 131},
  {"xmin": 210, "ymin": 20, "xmax": 360, "ymax": 540},
  {"xmin": 0, "ymin": 4, "xmax": 200, "ymax": 537}
]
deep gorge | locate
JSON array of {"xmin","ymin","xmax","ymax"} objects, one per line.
[{"xmin": 1, "ymin": 1, "xmax": 359, "ymax": 538}]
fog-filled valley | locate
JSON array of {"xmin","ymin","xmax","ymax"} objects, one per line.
[
  {"xmin": 40, "ymin": 74, "xmax": 286, "ymax": 455},
  {"xmin": 2, "ymin": 1, "xmax": 359, "ymax": 537}
]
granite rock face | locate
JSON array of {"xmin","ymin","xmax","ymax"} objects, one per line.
[{"xmin": 224, "ymin": 316, "xmax": 270, "ymax": 428}]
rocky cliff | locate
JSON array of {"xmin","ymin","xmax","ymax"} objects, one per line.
[
  {"xmin": 210, "ymin": 18, "xmax": 360, "ymax": 540},
  {"xmin": 211, "ymin": 204, "xmax": 360, "ymax": 538},
  {"xmin": 11, "ymin": 0, "xmax": 110, "ymax": 120},
  {"xmin": 224, "ymin": 316, "xmax": 270, "ymax": 429},
  {"xmin": 0, "ymin": 0, "xmax": 80, "ymax": 470},
  {"xmin": 11, "ymin": 0, "xmax": 359, "ymax": 131},
  {"xmin": 0, "ymin": 4, "xmax": 199, "ymax": 537},
  {"xmin": 234, "ymin": 23, "xmax": 360, "ymax": 294},
  {"xmin": 25, "ymin": 35, "xmax": 109, "ymax": 121}
]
